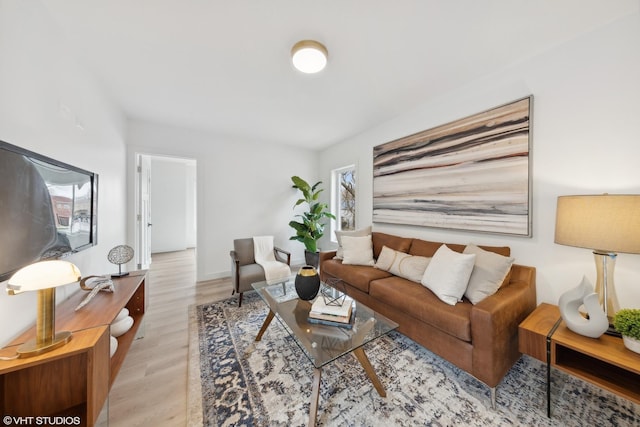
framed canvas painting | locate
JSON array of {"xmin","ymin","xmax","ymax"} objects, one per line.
[{"xmin": 373, "ymin": 96, "xmax": 532, "ymax": 236}]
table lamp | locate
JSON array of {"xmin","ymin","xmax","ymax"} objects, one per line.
[
  {"xmin": 6, "ymin": 260, "xmax": 81, "ymax": 357},
  {"xmin": 554, "ymin": 194, "xmax": 640, "ymax": 329}
]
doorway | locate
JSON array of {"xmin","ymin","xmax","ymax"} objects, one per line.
[{"xmin": 135, "ymin": 153, "xmax": 197, "ymax": 269}]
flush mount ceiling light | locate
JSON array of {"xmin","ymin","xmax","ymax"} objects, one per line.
[{"xmin": 291, "ymin": 40, "xmax": 328, "ymax": 74}]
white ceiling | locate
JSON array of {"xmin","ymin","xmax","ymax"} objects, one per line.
[{"xmin": 42, "ymin": 0, "xmax": 638, "ymax": 150}]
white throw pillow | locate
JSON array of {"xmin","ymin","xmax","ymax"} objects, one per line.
[
  {"xmin": 334, "ymin": 226, "xmax": 372, "ymax": 260},
  {"xmin": 463, "ymin": 243, "xmax": 515, "ymax": 305},
  {"xmin": 420, "ymin": 245, "xmax": 476, "ymax": 306},
  {"xmin": 341, "ymin": 235, "xmax": 375, "ymax": 266},
  {"xmin": 375, "ymin": 245, "xmax": 431, "ymax": 283}
]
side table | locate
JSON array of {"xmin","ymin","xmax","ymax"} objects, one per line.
[{"xmin": 519, "ymin": 303, "xmax": 640, "ymax": 417}]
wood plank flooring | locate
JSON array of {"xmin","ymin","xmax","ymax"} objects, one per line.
[{"xmin": 108, "ymin": 249, "xmax": 232, "ymax": 427}]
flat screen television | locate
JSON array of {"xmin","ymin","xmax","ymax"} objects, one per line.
[{"xmin": 0, "ymin": 140, "xmax": 98, "ymax": 282}]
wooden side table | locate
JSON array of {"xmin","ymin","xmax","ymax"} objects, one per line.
[{"xmin": 519, "ymin": 303, "xmax": 640, "ymax": 417}]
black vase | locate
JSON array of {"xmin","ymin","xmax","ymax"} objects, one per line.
[{"xmin": 295, "ymin": 265, "xmax": 320, "ymax": 300}]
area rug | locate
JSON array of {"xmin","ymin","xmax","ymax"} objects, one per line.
[{"xmin": 188, "ymin": 293, "xmax": 639, "ymax": 426}]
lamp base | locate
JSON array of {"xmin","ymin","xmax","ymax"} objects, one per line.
[
  {"xmin": 17, "ymin": 331, "xmax": 72, "ymax": 358},
  {"xmin": 111, "ymin": 272, "xmax": 129, "ymax": 278}
]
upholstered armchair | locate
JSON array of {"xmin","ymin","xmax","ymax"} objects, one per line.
[{"xmin": 230, "ymin": 238, "xmax": 291, "ymax": 307}]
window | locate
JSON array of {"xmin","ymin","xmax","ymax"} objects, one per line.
[{"xmin": 331, "ymin": 165, "xmax": 356, "ymax": 239}]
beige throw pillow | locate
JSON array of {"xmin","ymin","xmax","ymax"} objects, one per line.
[
  {"xmin": 463, "ymin": 243, "xmax": 515, "ymax": 305},
  {"xmin": 420, "ymin": 244, "xmax": 476, "ymax": 306},
  {"xmin": 375, "ymin": 245, "xmax": 431, "ymax": 283},
  {"xmin": 334, "ymin": 226, "xmax": 372, "ymax": 259},
  {"xmin": 341, "ymin": 235, "xmax": 375, "ymax": 266}
]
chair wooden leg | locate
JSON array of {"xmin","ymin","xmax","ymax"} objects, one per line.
[{"xmin": 238, "ymin": 292, "xmax": 243, "ymax": 307}]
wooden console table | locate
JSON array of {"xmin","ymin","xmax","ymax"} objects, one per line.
[
  {"xmin": 0, "ymin": 271, "xmax": 147, "ymax": 426},
  {"xmin": 519, "ymin": 303, "xmax": 640, "ymax": 417}
]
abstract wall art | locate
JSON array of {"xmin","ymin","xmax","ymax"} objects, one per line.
[{"xmin": 373, "ymin": 96, "xmax": 532, "ymax": 236}]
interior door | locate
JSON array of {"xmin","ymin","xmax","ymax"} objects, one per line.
[{"xmin": 136, "ymin": 154, "xmax": 152, "ymax": 269}]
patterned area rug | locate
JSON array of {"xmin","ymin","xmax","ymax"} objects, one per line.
[{"xmin": 188, "ymin": 293, "xmax": 639, "ymax": 426}]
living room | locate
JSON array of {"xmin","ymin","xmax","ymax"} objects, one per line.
[{"xmin": 1, "ymin": 1, "xmax": 639, "ymax": 426}]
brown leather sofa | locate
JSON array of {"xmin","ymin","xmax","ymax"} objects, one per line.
[{"xmin": 319, "ymin": 232, "xmax": 536, "ymax": 407}]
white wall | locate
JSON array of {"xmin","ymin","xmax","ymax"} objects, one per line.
[
  {"xmin": 0, "ymin": 1, "xmax": 127, "ymax": 346},
  {"xmin": 319, "ymin": 12, "xmax": 640, "ymax": 309},
  {"xmin": 149, "ymin": 156, "xmax": 195, "ymax": 253},
  {"xmin": 127, "ymin": 121, "xmax": 318, "ymax": 281}
]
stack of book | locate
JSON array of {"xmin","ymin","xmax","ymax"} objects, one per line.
[{"xmin": 308, "ymin": 295, "xmax": 354, "ymax": 329}]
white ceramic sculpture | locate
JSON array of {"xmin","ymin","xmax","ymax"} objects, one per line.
[{"xmin": 558, "ymin": 276, "xmax": 609, "ymax": 338}]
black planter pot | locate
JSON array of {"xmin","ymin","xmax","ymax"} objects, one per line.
[
  {"xmin": 295, "ymin": 265, "xmax": 320, "ymax": 300},
  {"xmin": 304, "ymin": 250, "xmax": 320, "ymax": 269}
]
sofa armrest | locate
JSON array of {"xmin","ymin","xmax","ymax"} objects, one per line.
[
  {"xmin": 274, "ymin": 246, "xmax": 291, "ymax": 265},
  {"xmin": 319, "ymin": 250, "xmax": 337, "ymax": 271},
  {"xmin": 469, "ymin": 264, "xmax": 537, "ymax": 387}
]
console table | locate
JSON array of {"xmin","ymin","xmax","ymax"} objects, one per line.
[
  {"xmin": 0, "ymin": 271, "xmax": 147, "ymax": 426},
  {"xmin": 519, "ymin": 303, "xmax": 640, "ymax": 417}
]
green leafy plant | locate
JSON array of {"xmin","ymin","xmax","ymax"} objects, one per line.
[
  {"xmin": 613, "ymin": 309, "xmax": 640, "ymax": 340},
  {"xmin": 288, "ymin": 176, "xmax": 335, "ymax": 253}
]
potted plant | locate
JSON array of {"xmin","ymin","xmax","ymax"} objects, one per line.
[
  {"xmin": 613, "ymin": 308, "xmax": 640, "ymax": 354},
  {"xmin": 288, "ymin": 176, "xmax": 335, "ymax": 267}
]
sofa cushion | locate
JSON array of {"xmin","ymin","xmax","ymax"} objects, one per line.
[
  {"xmin": 374, "ymin": 245, "xmax": 430, "ymax": 283},
  {"xmin": 321, "ymin": 259, "xmax": 392, "ymax": 293},
  {"xmin": 371, "ymin": 232, "xmax": 412, "ymax": 259},
  {"xmin": 341, "ymin": 235, "xmax": 375, "ymax": 266},
  {"xmin": 421, "ymin": 245, "xmax": 476, "ymax": 305},
  {"xmin": 369, "ymin": 276, "xmax": 472, "ymax": 342},
  {"xmin": 408, "ymin": 238, "xmax": 445, "ymax": 257},
  {"xmin": 463, "ymin": 243, "xmax": 515, "ymax": 304},
  {"xmin": 334, "ymin": 225, "xmax": 372, "ymax": 260},
  {"xmin": 409, "ymin": 238, "xmax": 511, "ymax": 258}
]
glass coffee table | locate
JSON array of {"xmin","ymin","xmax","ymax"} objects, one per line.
[{"xmin": 252, "ymin": 276, "xmax": 398, "ymax": 427}]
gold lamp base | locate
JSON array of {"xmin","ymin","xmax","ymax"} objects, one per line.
[{"xmin": 16, "ymin": 331, "xmax": 72, "ymax": 358}]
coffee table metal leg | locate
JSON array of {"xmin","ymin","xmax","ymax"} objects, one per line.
[
  {"xmin": 353, "ymin": 347, "xmax": 386, "ymax": 397},
  {"xmin": 255, "ymin": 310, "xmax": 275, "ymax": 342},
  {"xmin": 309, "ymin": 367, "xmax": 322, "ymax": 427}
]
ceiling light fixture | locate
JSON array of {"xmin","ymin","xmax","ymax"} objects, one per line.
[{"xmin": 291, "ymin": 40, "xmax": 328, "ymax": 74}]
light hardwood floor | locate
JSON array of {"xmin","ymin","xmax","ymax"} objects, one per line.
[{"xmin": 108, "ymin": 249, "xmax": 232, "ymax": 427}]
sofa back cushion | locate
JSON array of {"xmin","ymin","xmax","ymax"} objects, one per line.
[
  {"xmin": 409, "ymin": 237, "xmax": 511, "ymax": 258},
  {"xmin": 371, "ymin": 232, "xmax": 412, "ymax": 259},
  {"xmin": 409, "ymin": 239, "xmax": 445, "ymax": 257}
]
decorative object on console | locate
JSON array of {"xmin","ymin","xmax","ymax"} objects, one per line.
[
  {"xmin": 111, "ymin": 315, "xmax": 134, "ymax": 338},
  {"xmin": 294, "ymin": 265, "xmax": 320, "ymax": 300},
  {"xmin": 291, "ymin": 40, "xmax": 328, "ymax": 74},
  {"xmin": 372, "ymin": 96, "xmax": 532, "ymax": 236},
  {"xmin": 110, "ymin": 335, "xmax": 118, "ymax": 358},
  {"xmin": 108, "ymin": 244, "xmax": 135, "ymax": 278},
  {"xmin": 6, "ymin": 260, "xmax": 81, "ymax": 357},
  {"xmin": 558, "ymin": 276, "xmax": 609, "ymax": 338},
  {"xmin": 288, "ymin": 176, "xmax": 335, "ymax": 268},
  {"xmin": 75, "ymin": 275, "xmax": 114, "ymax": 311},
  {"xmin": 613, "ymin": 309, "xmax": 640, "ymax": 354},
  {"xmin": 555, "ymin": 194, "xmax": 640, "ymax": 330}
]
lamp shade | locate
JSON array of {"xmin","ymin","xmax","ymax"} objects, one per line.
[
  {"xmin": 7, "ymin": 260, "xmax": 81, "ymax": 293},
  {"xmin": 554, "ymin": 194, "xmax": 640, "ymax": 254},
  {"xmin": 291, "ymin": 40, "xmax": 328, "ymax": 74}
]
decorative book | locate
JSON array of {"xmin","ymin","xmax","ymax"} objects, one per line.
[{"xmin": 309, "ymin": 295, "xmax": 354, "ymax": 326}]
